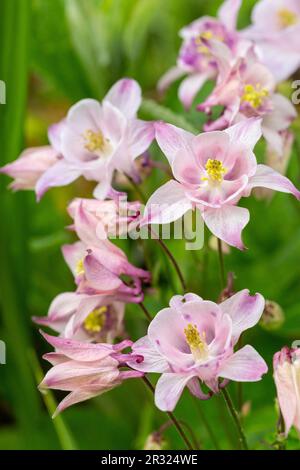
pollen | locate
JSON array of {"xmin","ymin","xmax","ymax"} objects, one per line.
[
  {"xmin": 184, "ymin": 323, "xmax": 208, "ymax": 361},
  {"xmin": 83, "ymin": 306, "xmax": 107, "ymax": 333},
  {"xmin": 84, "ymin": 129, "xmax": 106, "ymax": 153},
  {"xmin": 194, "ymin": 30, "xmax": 223, "ymax": 54},
  {"xmin": 75, "ymin": 258, "xmax": 85, "ymax": 276},
  {"xmin": 202, "ymin": 159, "xmax": 227, "ymax": 183},
  {"xmin": 241, "ymin": 84, "xmax": 269, "ymax": 109},
  {"xmin": 278, "ymin": 8, "xmax": 298, "ymax": 28}
]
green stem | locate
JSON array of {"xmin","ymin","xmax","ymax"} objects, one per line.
[
  {"xmin": 125, "ymin": 173, "xmax": 147, "ymax": 204},
  {"xmin": 221, "ymin": 388, "xmax": 249, "ymax": 450},
  {"xmin": 217, "ymin": 238, "xmax": 226, "ymax": 289},
  {"xmin": 29, "ymin": 349, "xmax": 77, "ymax": 450},
  {"xmin": 139, "ymin": 302, "xmax": 152, "ymax": 322},
  {"xmin": 149, "ymin": 227, "xmax": 187, "ymax": 293},
  {"xmin": 143, "ymin": 376, "xmax": 194, "ymax": 450},
  {"xmin": 192, "ymin": 397, "xmax": 220, "ymax": 450}
]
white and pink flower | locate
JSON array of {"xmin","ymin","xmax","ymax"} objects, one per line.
[
  {"xmin": 158, "ymin": 0, "xmax": 247, "ymax": 109},
  {"xmin": 243, "ymin": 0, "xmax": 300, "ymax": 82},
  {"xmin": 1, "ymin": 79, "xmax": 154, "ymax": 200},
  {"xmin": 33, "ymin": 292, "xmax": 125, "ymax": 343},
  {"xmin": 40, "ymin": 333, "xmax": 143, "ymax": 416},
  {"xmin": 130, "ymin": 291, "xmax": 267, "ymax": 412},
  {"xmin": 141, "ymin": 119, "xmax": 300, "ymax": 249},
  {"xmin": 197, "ymin": 41, "xmax": 297, "ymax": 157},
  {"xmin": 273, "ymin": 346, "xmax": 300, "ymax": 436}
]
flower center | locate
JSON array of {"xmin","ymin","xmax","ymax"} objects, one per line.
[
  {"xmin": 194, "ymin": 30, "xmax": 223, "ymax": 54},
  {"xmin": 84, "ymin": 306, "xmax": 107, "ymax": 333},
  {"xmin": 84, "ymin": 129, "xmax": 107, "ymax": 153},
  {"xmin": 202, "ymin": 159, "xmax": 227, "ymax": 183},
  {"xmin": 278, "ymin": 8, "xmax": 298, "ymax": 28},
  {"xmin": 75, "ymin": 258, "xmax": 85, "ymax": 276},
  {"xmin": 184, "ymin": 323, "xmax": 208, "ymax": 361},
  {"xmin": 241, "ymin": 84, "xmax": 269, "ymax": 109}
]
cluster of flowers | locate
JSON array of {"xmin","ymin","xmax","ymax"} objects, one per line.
[{"xmin": 1, "ymin": 0, "xmax": 300, "ymax": 443}]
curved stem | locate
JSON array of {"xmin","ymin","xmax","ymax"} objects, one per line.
[
  {"xmin": 142, "ymin": 376, "xmax": 194, "ymax": 450},
  {"xmin": 125, "ymin": 173, "xmax": 147, "ymax": 204},
  {"xmin": 139, "ymin": 302, "xmax": 152, "ymax": 322},
  {"xmin": 221, "ymin": 388, "xmax": 249, "ymax": 450},
  {"xmin": 217, "ymin": 238, "xmax": 226, "ymax": 289},
  {"xmin": 192, "ymin": 397, "xmax": 220, "ymax": 450},
  {"xmin": 149, "ymin": 227, "xmax": 187, "ymax": 293}
]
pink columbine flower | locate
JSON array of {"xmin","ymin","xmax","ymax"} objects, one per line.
[
  {"xmin": 141, "ymin": 119, "xmax": 300, "ymax": 249},
  {"xmin": 1, "ymin": 79, "xmax": 154, "ymax": 200},
  {"xmin": 273, "ymin": 346, "xmax": 300, "ymax": 436},
  {"xmin": 158, "ymin": 0, "xmax": 247, "ymax": 109},
  {"xmin": 67, "ymin": 197, "xmax": 141, "ymax": 239},
  {"xmin": 39, "ymin": 332, "xmax": 143, "ymax": 416},
  {"xmin": 129, "ymin": 291, "xmax": 267, "ymax": 411},
  {"xmin": 197, "ymin": 41, "xmax": 297, "ymax": 157},
  {"xmin": 62, "ymin": 239, "xmax": 149, "ymax": 302},
  {"xmin": 33, "ymin": 292, "xmax": 125, "ymax": 343},
  {"xmin": 242, "ymin": 0, "xmax": 300, "ymax": 82}
]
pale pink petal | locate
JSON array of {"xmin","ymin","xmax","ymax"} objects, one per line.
[
  {"xmin": 225, "ymin": 118, "xmax": 262, "ymax": 150},
  {"xmin": 61, "ymin": 241, "xmax": 86, "ymax": 276},
  {"xmin": 48, "ymin": 120, "xmax": 66, "ymax": 153},
  {"xmin": 83, "ymin": 254, "xmax": 123, "ymax": 292},
  {"xmin": 209, "ymin": 313, "xmax": 233, "ymax": 356},
  {"xmin": 104, "ymin": 78, "xmax": 141, "ymax": 119},
  {"xmin": 155, "ymin": 122, "xmax": 194, "ymax": 165},
  {"xmin": 154, "ymin": 373, "xmax": 194, "ymax": 411},
  {"xmin": 178, "ymin": 72, "xmax": 212, "ymax": 110},
  {"xmin": 201, "ymin": 204, "xmax": 250, "ymax": 250},
  {"xmin": 41, "ymin": 332, "xmax": 114, "ymax": 361},
  {"xmin": 169, "ymin": 293, "xmax": 203, "ymax": 310},
  {"xmin": 129, "ymin": 336, "xmax": 170, "ymax": 373},
  {"xmin": 220, "ymin": 290, "xmax": 265, "ymax": 344},
  {"xmin": 141, "ymin": 180, "xmax": 192, "ymax": 226},
  {"xmin": 246, "ymin": 164, "xmax": 300, "ymax": 199},
  {"xmin": 35, "ymin": 160, "xmax": 81, "ymax": 201},
  {"xmin": 274, "ymin": 362, "xmax": 298, "ymax": 436},
  {"xmin": 218, "ymin": 345, "xmax": 268, "ymax": 382},
  {"xmin": 187, "ymin": 378, "xmax": 212, "ymax": 400},
  {"xmin": 158, "ymin": 66, "xmax": 186, "ymax": 92},
  {"xmin": 218, "ymin": 0, "xmax": 242, "ymax": 30},
  {"xmin": 125, "ymin": 119, "xmax": 155, "ymax": 159}
]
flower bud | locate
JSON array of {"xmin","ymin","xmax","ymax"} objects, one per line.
[
  {"xmin": 259, "ymin": 300, "xmax": 285, "ymax": 331},
  {"xmin": 143, "ymin": 432, "xmax": 167, "ymax": 450}
]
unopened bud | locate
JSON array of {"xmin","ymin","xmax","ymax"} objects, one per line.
[
  {"xmin": 260, "ymin": 300, "xmax": 285, "ymax": 331},
  {"xmin": 143, "ymin": 432, "xmax": 167, "ymax": 450}
]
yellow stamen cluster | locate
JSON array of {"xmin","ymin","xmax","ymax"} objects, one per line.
[
  {"xmin": 84, "ymin": 129, "xmax": 106, "ymax": 153},
  {"xmin": 184, "ymin": 323, "xmax": 208, "ymax": 361},
  {"xmin": 194, "ymin": 30, "xmax": 223, "ymax": 54},
  {"xmin": 278, "ymin": 8, "xmax": 298, "ymax": 28},
  {"xmin": 202, "ymin": 159, "xmax": 227, "ymax": 183},
  {"xmin": 75, "ymin": 258, "xmax": 85, "ymax": 276},
  {"xmin": 241, "ymin": 84, "xmax": 269, "ymax": 109},
  {"xmin": 83, "ymin": 306, "xmax": 107, "ymax": 333}
]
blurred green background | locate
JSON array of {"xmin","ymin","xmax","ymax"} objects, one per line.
[{"xmin": 0, "ymin": 0, "xmax": 300, "ymax": 450}]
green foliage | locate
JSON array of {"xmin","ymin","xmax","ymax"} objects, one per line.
[{"xmin": 0, "ymin": 0, "xmax": 299, "ymax": 450}]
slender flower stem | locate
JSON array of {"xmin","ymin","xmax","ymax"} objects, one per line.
[
  {"xmin": 149, "ymin": 227, "xmax": 187, "ymax": 293},
  {"xmin": 125, "ymin": 173, "xmax": 147, "ymax": 204},
  {"xmin": 142, "ymin": 376, "xmax": 194, "ymax": 450},
  {"xmin": 221, "ymin": 388, "xmax": 249, "ymax": 450},
  {"xmin": 139, "ymin": 302, "xmax": 152, "ymax": 322},
  {"xmin": 192, "ymin": 397, "xmax": 220, "ymax": 450},
  {"xmin": 217, "ymin": 238, "xmax": 226, "ymax": 289}
]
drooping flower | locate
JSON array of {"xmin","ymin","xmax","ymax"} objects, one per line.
[
  {"xmin": 39, "ymin": 332, "xmax": 143, "ymax": 416},
  {"xmin": 273, "ymin": 346, "xmax": 300, "ymax": 436},
  {"xmin": 129, "ymin": 291, "xmax": 267, "ymax": 411},
  {"xmin": 158, "ymin": 0, "xmax": 247, "ymax": 109},
  {"xmin": 62, "ymin": 239, "xmax": 149, "ymax": 302},
  {"xmin": 1, "ymin": 79, "xmax": 154, "ymax": 200},
  {"xmin": 0, "ymin": 120, "xmax": 64, "ymax": 190},
  {"xmin": 197, "ymin": 41, "xmax": 297, "ymax": 157},
  {"xmin": 141, "ymin": 119, "xmax": 300, "ymax": 249},
  {"xmin": 67, "ymin": 197, "xmax": 141, "ymax": 239},
  {"xmin": 33, "ymin": 292, "xmax": 125, "ymax": 343},
  {"xmin": 243, "ymin": 0, "xmax": 300, "ymax": 82}
]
